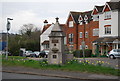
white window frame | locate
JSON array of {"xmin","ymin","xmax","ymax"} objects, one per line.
[
  {"xmin": 85, "ymin": 31, "xmax": 88, "ymax": 38},
  {"xmin": 93, "ymin": 28, "xmax": 99, "ymax": 36},
  {"xmin": 105, "ymin": 26, "xmax": 111, "ymax": 34},
  {"xmin": 80, "ymin": 45, "xmax": 82, "ymax": 50},
  {"xmin": 69, "ymin": 21, "xmax": 74, "ymax": 27},
  {"xmin": 79, "ymin": 32, "xmax": 82, "ymax": 38},
  {"xmin": 105, "ymin": 11, "xmax": 111, "ymax": 19},
  {"xmin": 68, "ymin": 33, "xmax": 74, "ymax": 44}
]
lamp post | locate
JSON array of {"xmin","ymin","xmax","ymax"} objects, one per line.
[
  {"xmin": 6, "ymin": 18, "xmax": 13, "ymax": 59},
  {"xmin": 82, "ymin": 19, "xmax": 86, "ymax": 63}
]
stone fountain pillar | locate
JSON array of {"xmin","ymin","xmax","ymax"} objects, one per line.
[{"xmin": 48, "ymin": 17, "xmax": 66, "ymax": 64}]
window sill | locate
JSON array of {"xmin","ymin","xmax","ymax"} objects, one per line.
[
  {"xmin": 104, "ymin": 18, "xmax": 111, "ymax": 20},
  {"xmin": 104, "ymin": 34, "xmax": 111, "ymax": 35}
]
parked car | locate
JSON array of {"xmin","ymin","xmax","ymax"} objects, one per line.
[
  {"xmin": 34, "ymin": 51, "xmax": 40, "ymax": 57},
  {"xmin": 39, "ymin": 50, "xmax": 49, "ymax": 58},
  {"xmin": 1, "ymin": 51, "xmax": 12, "ymax": 56},
  {"xmin": 25, "ymin": 51, "xmax": 36, "ymax": 57},
  {"xmin": 107, "ymin": 49, "xmax": 120, "ymax": 59}
]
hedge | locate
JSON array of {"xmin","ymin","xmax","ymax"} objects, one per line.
[{"xmin": 73, "ymin": 49, "xmax": 92, "ymax": 58}]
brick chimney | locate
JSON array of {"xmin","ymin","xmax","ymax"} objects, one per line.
[{"xmin": 44, "ymin": 20, "xmax": 48, "ymax": 26}]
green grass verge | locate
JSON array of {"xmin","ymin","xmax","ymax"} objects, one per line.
[{"xmin": 2, "ymin": 56, "xmax": 120, "ymax": 76}]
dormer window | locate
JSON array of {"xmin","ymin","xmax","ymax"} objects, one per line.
[
  {"xmin": 69, "ymin": 21, "xmax": 74, "ymax": 27},
  {"xmin": 103, "ymin": 3, "xmax": 111, "ymax": 20},
  {"xmin": 105, "ymin": 11, "xmax": 111, "ymax": 19}
]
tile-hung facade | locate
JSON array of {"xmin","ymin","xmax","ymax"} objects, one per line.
[{"xmin": 93, "ymin": 1, "xmax": 120, "ymax": 55}]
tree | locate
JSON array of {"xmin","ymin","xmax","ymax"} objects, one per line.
[
  {"xmin": 8, "ymin": 24, "xmax": 41, "ymax": 56},
  {"xmin": 20, "ymin": 24, "xmax": 36, "ymax": 37}
]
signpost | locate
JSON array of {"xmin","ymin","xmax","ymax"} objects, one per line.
[{"xmin": 81, "ymin": 41, "xmax": 85, "ymax": 62}]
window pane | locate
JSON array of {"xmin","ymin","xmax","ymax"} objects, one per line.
[
  {"xmin": 105, "ymin": 11, "xmax": 111, "ymax": 19},
  {"xmin": 80, "ymin": 32, "xmax": 82, "ymax": 38},
  {"xmin": 105, "ymin": 26, "xmax": 111, "ymax": 34},
  {"xmin": 69, "ymin": 21, "xmax": 73, "ymax": 27},
  {"xmin": 53, "ymin": 55, "xmax": 57, "ymax": 59},
  {"xmin": 85, "ymin": 31, "xmax": 88, "ymax": 38}
]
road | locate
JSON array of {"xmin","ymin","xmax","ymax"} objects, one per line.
[
  {"xmin": 2, "ymin": 72, "xmax": 67, "ymax": 79},
  {"xmin": 2, "ymin": 72, "xmax": 90, "ymax": 81}
]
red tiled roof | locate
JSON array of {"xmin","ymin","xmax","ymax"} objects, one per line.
[
  {"xmin": 42, "ymin": 24, "xmax": 51, "ymax": 33},
  {"xmin": 41, "ymin": 24, "xmax": 65, "ymax": 34}
]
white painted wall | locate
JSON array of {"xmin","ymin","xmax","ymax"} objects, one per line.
[
  {"xmin": 119, "ymin": 11, "xmax": 120, "ymax": 36},
  {"xmin": 99, "ymin": 10, "xmax": 119, "ymax": 37},
  {"xmin": 40, "ymin": 24, "xmax": 54, "ymax": 51}
]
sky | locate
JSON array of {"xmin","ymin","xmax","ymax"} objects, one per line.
[{"xmin": 0, "ymin": 0, "xmax": 110, "ymax": 34}]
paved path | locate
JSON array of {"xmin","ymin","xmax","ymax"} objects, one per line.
[{"xmin": 2, "ymin": 66, "xmax": 119, "ymax": 80}]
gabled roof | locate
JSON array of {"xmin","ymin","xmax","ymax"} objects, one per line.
[
  {"xmin": 41, "ymin": 23, "xmax": 65, "ymax": 34},
  {"xmin": 106, "ymin": 2, "xmax": 120, "ymax": 10},
  {"xmin": 95, "ymin": 6, "xmax": 104, "ymax": 13},
  {"xmin": 80, "ymin": 11, "xmax": 92, "ymax": 22},
  {"xmin": 70, "ymin": 11, "xmax": 82, "ymax": 24},
  {"xmin": 91, "ymin": 5, "xmax": 104, "ymax": 15},
  {"xmin": 102, "ymin": 1, "xmax": 120, "ymax": 12}
]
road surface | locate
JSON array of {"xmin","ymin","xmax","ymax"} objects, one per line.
[
  {"xmin": 2, "ymin": 72, "xmax": 89, "ymax": 81},
  {"xmin": 2, "ymin": 72, "xmax": 67, "ymax": 79}
]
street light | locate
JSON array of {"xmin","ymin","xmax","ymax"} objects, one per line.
[
  {"xmin": 82, "ymin": 19, "xmax": 86, "ymax": 63},
  {"xmin": 6, "ymin": 18, "xmax": 13, "ymax": 59}
]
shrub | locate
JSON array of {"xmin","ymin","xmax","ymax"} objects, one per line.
[
  {"xmin": 39, "ymin": 59, "xmax": 48, "ymax": 66},
  {"xmin": 73, "ymin": 49, "xmax": 92, "ymax": 58},
  {"xmin": 91, "ymin": 54, "xmax": 97, "ymax": 57}
]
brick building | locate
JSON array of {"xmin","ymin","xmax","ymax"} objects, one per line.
[
  {"xmin": 65, "ymin": 11, "xmax": 82, "ymax": 50},
  {"xmin": 40, "ymin": 1, "xmax": 120, "ymax": 55}
]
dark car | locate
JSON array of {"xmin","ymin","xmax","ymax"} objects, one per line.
[{"xmin": 39, "ymin": 51, "xmax": 47, "ymax": 58}]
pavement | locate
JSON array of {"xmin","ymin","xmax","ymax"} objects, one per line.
[{"xmin": 2, "ymin": 66, "xmax": 120, "ymax": 80}]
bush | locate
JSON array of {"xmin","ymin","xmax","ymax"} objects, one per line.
[
  {"xmin": 73, "ymin": 49, "xmax": 92, "ymax": 58},
  {"xmin": 91, "ymin": 54, "xmax": 97, "ymax": 57}
]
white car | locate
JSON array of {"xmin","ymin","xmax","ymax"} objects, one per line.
[
  {"xmin": 107, "ymin": 49, "xmax": 120, "ymax": 59},
  {"xmin": 25, "ymin": 51, "xmax": 35, "ymax": 57}
]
